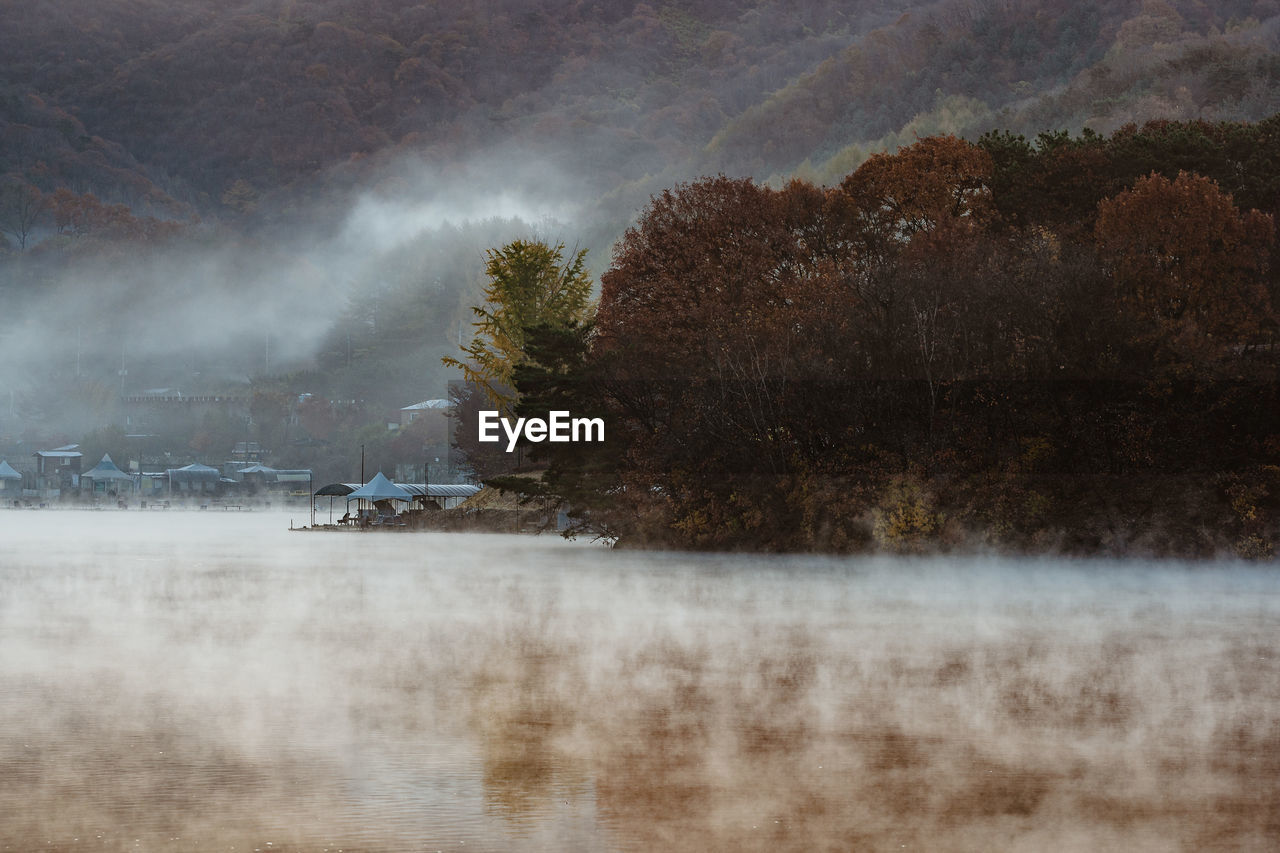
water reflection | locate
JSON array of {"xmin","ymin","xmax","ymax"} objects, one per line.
[{"xmin": 1, "ymin": 512, "xmax": 1278, "ymax": 850}]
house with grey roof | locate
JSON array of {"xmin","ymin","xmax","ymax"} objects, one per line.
[{"xmin": 33, "ymin": 444, "xmax": 82, "ymax": 497}]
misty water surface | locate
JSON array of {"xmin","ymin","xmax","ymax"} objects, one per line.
[{"xmin": 1, "ymin": 510, "xmax": 1278, "ymax": 852}]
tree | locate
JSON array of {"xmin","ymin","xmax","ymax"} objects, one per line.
[
  {"xmin": 221, "ymin": 179, "xmax": 259, "ymax": 214},
  {"xmin": 980, "ymin": 128, "xmax": 1113, "ymax": 235},
  {"xmin": 0, "ymin": 178, "xmax": 46, "ymax": 249},
  {"xmin": 47, "ymin": 188, "xmax": 176, "ymax": 244},
  {"xmin": 442, "ymin": 239, "xmax": 593, "ymax": 412},
  {"xmin": 596, "ymin": 176, "xmax": 810, "ymax": 374},
  {"xmin": 1095, "ymin": 171, "xmax": 1275, "ymax": 367},
  {"xmin": 489, "ymin": 321, "xmax": 626, "ymax": 541},
  {"xmin": 594, "ymin": 177, "xmax": 840, "ymax": 548},
  {"xmin": 836, "ymin": 135, "xmax": 994, "ymax": 256}
]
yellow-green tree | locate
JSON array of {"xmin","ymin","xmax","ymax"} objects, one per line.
[{"xmin": 443, "ymin": 239, "xmax": 593, "ymax": 412}]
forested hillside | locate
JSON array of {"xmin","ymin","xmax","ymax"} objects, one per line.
[
  {"xmin": 4, "ymin": 0, "xmax": 1277, "ymax": 217},
  {"xmin": 703, "ymin": 0, "xmax": 1280, "ymax": 184},
  {"xmin": 3, "ymin": 0, "xmax": 1280, "ymax": 491},
  {"xmin": 1, "ymin": 0, "xmax": 889, "ymax": 212}
]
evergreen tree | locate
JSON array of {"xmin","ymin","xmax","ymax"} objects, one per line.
[{"xmin": 442, "ymin": 239, "xmax": 593, "ymax": 412}]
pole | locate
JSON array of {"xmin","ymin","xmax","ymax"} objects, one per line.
[
  {"xmin": 309, "ymin": 470, "xmax": 314, "ymax": 528},
  {"xmin": 360, "ymin": 444, "xmax": 365, "ymax": 484}
]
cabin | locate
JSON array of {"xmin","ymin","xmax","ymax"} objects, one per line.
[
  {"xmin": 33, "ymin": 444, "xmax": 82, "ymax": 497},
  {"xmin": 167, "ymin": 462, "xmax": 222, "ymax": 495},
  {"xmin": 233, "ymin": 463, "xmax": 313, "ymax": 498},
  {"xmin": 399, "ymin": 399, "xmax": 451, "ymax": 433}
]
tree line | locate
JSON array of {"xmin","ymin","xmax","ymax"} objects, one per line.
[{"xmin": 474, "ymin": 116, "xmax": 1280, "ymax": 558}]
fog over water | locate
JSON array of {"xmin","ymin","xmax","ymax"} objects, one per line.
[{"xmin": 2, "ymin": 512, "xmax": 1278, "ymax": 851}]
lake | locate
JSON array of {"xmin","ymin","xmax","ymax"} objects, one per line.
[{"xmin": 1, "ymin": 510, "xmax": 1278, "ymax": 851}]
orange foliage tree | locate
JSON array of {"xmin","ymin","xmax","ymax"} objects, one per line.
[
  {"xmin": 1095, "ymin": 171, "xmax": 1275, "ymax": 366},
  {"xmin": 836, "ymin": 135, "xmax": 994, "ymax": 254},
  {"xmin": 534, "ymin": 130, "xmax": 1280, "ymax": 553}
]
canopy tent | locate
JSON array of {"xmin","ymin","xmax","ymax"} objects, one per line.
[
  {"xmin": 315, "ymin": 482, "xmax": 359, "ymax": 497},
  {"xmin": 0, "ymin": 459, "xmax": 21, "ymax": 493},
  {"xmin": 345, "ymin": 471, "xmax": 412, "ymax": 503},
  {"xmin": 342, "ymin": 472, "xmax": 412, "ymax": 527},
  {"xmin": 83, "ymin": 454, "xmax": 133, "ymax": 482},
  {"xmin": 400, "ymin": 484, "xmax": 483, "ymax": 500},
  {"xmin": 315, "ymin": 482, "xmax": 482, "ymax": 500},
  {"xmin": 82, "ymin": 454, "xmax": 135, "ymax": 494},
  {"xmin": 315, "ymin": 481, "xmax": 481, "ymax": 511},
  {"xmin": 313, "ymin": 477, "xmax": 481, "ymax": 524},
  {"xmin": 237, "ymin": 463, "xmax": 278, "ymax": 475}
]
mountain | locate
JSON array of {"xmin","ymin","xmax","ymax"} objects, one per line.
[
  {"xmin": 2, "ymin": 0, "xmax": 1279, "ymax": 453},
  {"xmin": 3, "ymin": 1, "xmax": 1277, "ymax": 217}
]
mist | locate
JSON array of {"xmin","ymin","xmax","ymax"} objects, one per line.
[
  {"xmin": 5, "ymin": 5, "xmax": 1280, "ymax": 852},
  {"xmin": 3, "ymin": 512, "xmax": 1278, "ymax": 850},
  {"xmin": 0, "ymin": 149, "xmax": 600, "ymax": 440}
]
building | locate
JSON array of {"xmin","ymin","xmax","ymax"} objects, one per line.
[
  {"xmin": 122, "ymin": 389, "xmax": 249, "ymax": 435},
  {"xmin": 400, "ymin": 399, "xmax": 451, "ymax": 433},
  {"xmin": 233, "ymin": 463, "xmax": 313, "ymax": 497},
  {"xmin": 81, "ymin": 454, "xmax": 137, "ymax": 497},
  {"xmin": 397, "ymin": 398, "xmax": 455, "ymax": 482},
  {"xmin": 230, "ymin": 441, "xmax": 266, "ymax": 465},
  {"xmin": 166, "ymin": 462, "xmax": 222, "ymax": 495},
  {"xmin": 33, "ymin": 444, "xmax": 82, "ymax": 497}
]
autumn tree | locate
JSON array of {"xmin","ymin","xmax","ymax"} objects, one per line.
[
  {"xmin": 596, "ymin": 176, "xmax": 816, "ymax": 373},
  {"xmin": 595, "ymin": 176, "xmax": 847, "ymax": 547},
  {"xmin": 1095, "ymin": 171, "xmax": 1275, "ymax": 368},
  {"xmin": 835, "ymin": 135, "xmax": 994, "ymax": 255},
  {"xmin": 442, "ymin": 239, "xmax": 593, "ymax": 412},
  {"xmin": 534, "ymin": 128, "xmax": 1280, "ymax": 554},
  {"xmin": 47, "ymin": 188, "xmax": 177, "ymax": 243}
]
